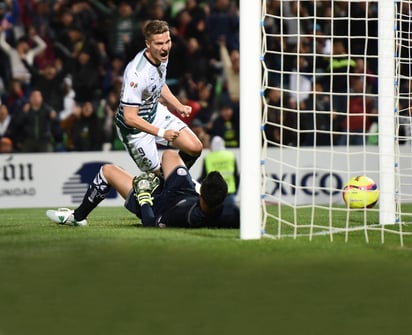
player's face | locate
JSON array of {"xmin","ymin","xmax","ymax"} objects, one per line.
[{"xmin": 145, "ymin": 31, "xmax": 172, "ymax": 65}]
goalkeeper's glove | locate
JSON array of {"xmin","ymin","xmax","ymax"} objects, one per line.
[
  {"xmin": 133, "ymin": 173, "xmax": 160, "ymax": 207},
  {"xmin": 133, "ymin": 173, "xmax": 160, "ymax": 193}
]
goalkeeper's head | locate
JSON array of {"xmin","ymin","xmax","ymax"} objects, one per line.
[{"xmin": 200, "ymin": 171, "xmax": 228, "ymax": 213}]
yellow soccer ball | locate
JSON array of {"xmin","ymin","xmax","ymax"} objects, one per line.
[{"xmin": 343, "ymin": 176, "xmax": 379, "ymax": 209}]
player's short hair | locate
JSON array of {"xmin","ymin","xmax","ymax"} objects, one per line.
[
  {"xmin": 200, "ymin": 171, "xmax": 228, "ymax": 210},
  {"xmin": 143, "ymin": 20, "xmax": 170, "ymax": 40}
]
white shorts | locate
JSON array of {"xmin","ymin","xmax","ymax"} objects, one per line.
[{"xmin": 116, "ymin": 103, "xmax": 187, "ymax": 172}]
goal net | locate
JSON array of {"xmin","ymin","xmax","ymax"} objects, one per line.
[{"xmin": 241, "ymin": 0, "xmax": 412, "ymax": 245}]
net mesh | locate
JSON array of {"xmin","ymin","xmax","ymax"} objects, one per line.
[{"xmin": 260, "ymin": 0, "xmax": 412, "ymax": 245}]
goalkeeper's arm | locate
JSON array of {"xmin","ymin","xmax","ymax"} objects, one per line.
[
  {"xmin": 136, "ymin": 192, "xmax": 157, "ymax": 227},
  {"xmin": 133, "ymin": 174, "xmax": 161, "ymax": 227}
]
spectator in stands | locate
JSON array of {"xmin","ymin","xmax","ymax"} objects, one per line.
[
  {"xmin": 183, "ymin": 36, "xmax": 212, "ymax": 87},
  {"xmin": 2, "ymin": 78, "xmax": 27, "ymax": 115},
  {"xmin": 101, "ymin": 55, "xmax": 124, "ymax": 97},
  {"xmin": 58, "ymin": 75, "xmax": 75, "ymax": 122},
  {"xmin": 350, "ymin": 2, "xmax": 378, "ymax": 74},
  {"xmin": 217, "ymin": 36, "xmax": 239, "ymax": 112},
  {"xmin": 193, "ymin": 79, "xmax": 215, "ymax": 125},
  {"xmin": 283, "ymin": 0, "xmax": 310, "ymax": 50},
  {"xmin": 283, "ymin": 97, "xmax": 299, "ymax": 147},
  {"xmin": 53, "ymin": 23, "xmax": 91, "ymax": 61},
  {"xmin": 210, "ymin": 102, "xmax": 239, "ymax": 148},
  {"xmin": 0, "ymin": 0, "xmax": 20, "ymax": 42},
  {"xmin": 69, "ymin": 45, "xmax": 102, "ymax": 104},
  {"xmin": 71, "ymin": 101, "xmax": 104, "ymax": 151},
  {"xmin": 0, "ymin": 1, "xmax": 15, "ymax": 84},
  {"xmin": 264, "ymin": 87, "xmax": 297, "ymax": 146},
  {"xmin": 147, "ymin": 1, "xmax": 170, "ymax": 22},
  {"xmin": 300, "ymin": 81, "xmax": 334, "ymax": 146},
  {"xmin": 288, "ymin": 54, "xmax": 312, "ymax": 107},
  {"xmin": 50, "ymin": 7, "xmax": 76, "ymax": 49},
  {"xmin": 263, "ymin": 0, "xmax": 284, "ymax": 86},
  {"xmin": 338, "ymin": 77, "xmax": 377, "ymax": 145},
  {"xmin": 206, "ymin": 0, "xmax": 239, "ymax": 53},
  {"xmin": 264, "ymin": 87, "xmax": 282, "ymax": 145},
  {"xmin": 66, "ymin": 1, "xmax": 99, "ymax": 35},
  {"xmin": 199, "ymin": 135, "xmax": 239, "ymax": 205},
  {"xmin": 101, "ymin": 89, "xmax": 123, "ymax": 151},
  {"xmin": 0, "ymin": 135, "xmax": 12, "ymax": 153},
  {"xmin": 22, "ymin": 60, "xmax": 67, "ymax": 112},
  {"xmin": 0, "ymin": 103, "xmax": 17, "ymax": 151},
  {"xmin": 351, "ymin": 58, "xmax": 377, "ymax": 94},
  {"xmin": 185, "ymin": 4, "xmax": 212, "ymax": 55},
  {"xmin": 190, "ymin": 118, "xmax": 210, "ymax": 149},
  {"xmin": 0, "ymin": 25, "xmax": 47, "ymax": 96},
  {"xmin": 15, "ymin": 89, "xmax": 57, "ymax": 152},
  {"xmin": 30, "ymin": 1, "xmax": 57, "ymax": 70},
  {"xmin": 90, "ymin": 1, "xmax": 140, "ymax": 60},
  {"xmin": 326, "ymin": 39, "xmax": 356, "ymax": 116}
]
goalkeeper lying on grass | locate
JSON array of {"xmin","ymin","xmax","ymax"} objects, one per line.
[{"xmin": 46, "ymin": 150, "xmax": 239, "ymax": 228}]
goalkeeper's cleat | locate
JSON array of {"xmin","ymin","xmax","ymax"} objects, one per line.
[
  {"xmin": 136, "ymin": 191, "xmax": 153, "ymax": 206},
  {"xmin": 133, "ymin": 173, "xmax": 160, "ymax": 194},
  {"xmin": 46, "ymin": 208, "xmax": 88, "ymax": 226}
]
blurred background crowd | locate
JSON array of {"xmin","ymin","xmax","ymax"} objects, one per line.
[
  {"xmin": 1, "ymin": 0, "xmax": 408, "ymax": 154},
  {"xmin": 0, "ymin": 0, "xmax": 241, "ymax": 153},
  {"xmin": 262, "ymin": 1, "xmax": 382, "ymax": 147}
]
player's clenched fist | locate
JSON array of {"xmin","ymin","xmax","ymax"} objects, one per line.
[
  {"xmin": 178, "ymin": 105, "xmax": 192, "ymax": 118},
  {"xmin": 164, "ymin": 129, "xmax": 180, "ymax": 142}
]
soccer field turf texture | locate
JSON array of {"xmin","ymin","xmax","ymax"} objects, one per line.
[{"xmin": 1, "ymin": 207, "xmax": 412, "ymax": 335}]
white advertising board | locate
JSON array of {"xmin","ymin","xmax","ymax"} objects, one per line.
[
  {"xmin": 1, "ymin": 147, "xmax": 411, "ymax": 209},
  {"xmin": 0, "ymin": 151, "xmax": 206, "ymax": 209}
]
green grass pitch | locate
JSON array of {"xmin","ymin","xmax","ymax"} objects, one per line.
[{"xmin": 1, "ymin": 206, "xmax": 412, "ymax": 335}]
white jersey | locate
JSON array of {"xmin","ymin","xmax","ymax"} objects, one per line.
[
  {"xmin": 114, "ymin": 48, "xmax": 188, "ymax": 172},
  {"xmin": 115, "ymin": 48, "xmax": 168, "ymax": 134}
]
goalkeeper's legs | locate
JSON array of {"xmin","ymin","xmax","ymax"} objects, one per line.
[{"xmin": 161, "ymin": 150, "xmax": 186, "ymax": 179}]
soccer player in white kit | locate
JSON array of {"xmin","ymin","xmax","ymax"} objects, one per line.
[{"xmin": 115, "ymin": 20, "xmax": 202, "ymax": 175}]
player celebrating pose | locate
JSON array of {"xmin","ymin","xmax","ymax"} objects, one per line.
[
  {"xmin": 115, "ymin": 20, "xmax": 202, "ymax": 175},
  {"xmin": 46, "ymin": 150, "xmax": 239, "ymax": 229}
]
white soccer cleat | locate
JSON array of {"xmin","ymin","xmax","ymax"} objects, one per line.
[{"xmin": 46, "ymin": 208, "xmax": 88, "ymax": 226}]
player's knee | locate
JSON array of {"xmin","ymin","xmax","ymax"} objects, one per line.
[
  {"xmin": 180, "ymin": 128, "xmax": 203, "ymax": 156},
  {"xmin": 192, "ymin": 140, "xmax": 203, "ymax": 156},
  {"xmin": 101, "ymin": 164, "xmax": 113, "ymax": 175},
  {"xmin": 188, "ymin": 137, "xmax": 203, "ymax": 156},
  {"xmin": 101, "ymin": 164, "xmax": 115, "ymax": 181}
]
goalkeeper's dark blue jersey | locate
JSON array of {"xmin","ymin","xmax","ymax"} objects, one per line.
[{"xmin": 125, "ymin": 166, "xmax": 239, "ymax": 228}]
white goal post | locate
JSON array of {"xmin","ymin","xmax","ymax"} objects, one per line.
[
  {"xmin": 377, "ymin": 0, "xmax": 396, "ymax": 226},
  {"xmin": 239, "ymin": 0, "xmax": 262, "ymax": 239},
  {"xmin": 240, "ymin": 0, "xmax": 412, "ymax": 245}
]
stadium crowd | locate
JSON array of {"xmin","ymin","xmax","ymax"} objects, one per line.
[
  {"xmin": 0, "ymin": 1, "xmax": 406, "ymax": 153},
  {"xmin": 262, "ymin": 0, "xmax": 383, "ymax": 147},
  {"xmin": 0, "ymin": 0, "xmax": 240, "ymax": 153}
]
